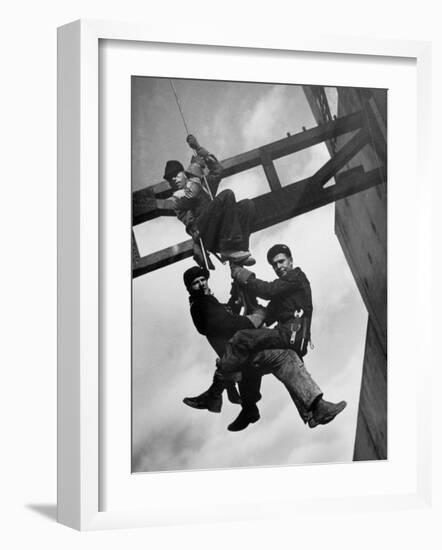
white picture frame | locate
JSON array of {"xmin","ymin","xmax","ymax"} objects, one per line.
[{"xmin": 57, "ymin": 19, "xmax": 432, "ymax": 531}]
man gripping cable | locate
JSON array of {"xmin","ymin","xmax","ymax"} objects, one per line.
[{"xmin": 164, "ymin": 135, "xmax": 256, "ymax": 267}]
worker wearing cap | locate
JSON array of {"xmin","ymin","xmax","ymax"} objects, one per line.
[
  {"xmin": 215, "ymin": 244, "xmax": 347, "ymax": 428},
  {"xmin": 182, "ymin": 265, "xmax": 263, "ymax": 425},
  {"xmin": 182, "ymin": 265, "xmax": 336, "ymax": 432},
  {"xmin": 164, "ymin": 135, "xmax": 256, "ymax": 265}
]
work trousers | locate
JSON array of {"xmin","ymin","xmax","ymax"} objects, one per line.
[
  {"xmin": 213, "ymin": 348, "xmax": 322, "ymax": 422},
  {"xmin": 212, "ymin": 349, "xmax": 323, "ymax": 423},
  {"xmin": 218, "ymin": 326, "xmax": 299, "ymax": 376},
  {"xmin": 252, "ymin": 349, "xmax": 322, "ymax": 423},
  {"xmin": 208, "ymin": 333, "xmax": 263, "ymax": 409},
  {"xmin": 197, "ymin": 189, "xmax": 255, "ymax": 253}
]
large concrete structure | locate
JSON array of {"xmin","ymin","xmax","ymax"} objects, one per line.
[{"xmin": 304, "ymin": 86, "xmax": 387, "ymax": 460}]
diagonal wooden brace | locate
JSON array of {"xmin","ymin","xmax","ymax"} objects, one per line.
[{"xmin": 133, "ymin": 166, "xmax": 383, "ymax": 277}]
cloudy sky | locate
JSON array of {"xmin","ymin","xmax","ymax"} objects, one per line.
[{"xmin": 131, "ymin": 77, "xmax": 367, "ymax": 473}]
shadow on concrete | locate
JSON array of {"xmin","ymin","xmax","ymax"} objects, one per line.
[{"xmin": 26, "ymin": 504, "xmax": 57, "ymax": 522}]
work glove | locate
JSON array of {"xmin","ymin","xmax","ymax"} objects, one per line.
[
  {"xmin": 231, "ymin": 265, "xmax": 254, "ymax": 285},
  {"xmin": 187, "ymin": 135, "xmax": 210, "ymax": 164},
  {"xmin": 184, "ymin": 180, "xmax": 202, "ymax": 199},
  {"xmin": 186, "ymin": 134, "xmax": 200, "ymax": 150},
  {"xmin": 190, "ymin": 228, "xmax": 200, "ymax": 243},
  {"xmin": 193, "ymin": 147, "xmax": 209, "ymax": 159}
]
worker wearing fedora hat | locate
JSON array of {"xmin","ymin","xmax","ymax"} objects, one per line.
[{"xmin": 164, "ymin": 135, "xmax": 256, "ymax": 266}]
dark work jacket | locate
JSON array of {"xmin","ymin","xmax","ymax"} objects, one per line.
[
  {"xmin": 246, "ymin": 267, "xmax": 313, "ymax": 350},
  {"xmin": 189, "ymin": 293, "xmax": 253, "ymax": 357}
]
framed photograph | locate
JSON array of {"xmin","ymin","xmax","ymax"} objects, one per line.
[{"xmin": 57, "ymin": 19, "xmax": 432, "ymax": 530}]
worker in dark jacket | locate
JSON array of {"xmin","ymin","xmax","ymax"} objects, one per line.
[
  {"xmin": 182, "ymin": 265, "xmax": 333, "ymax": 431},
  {"xmin": 182, "ymin": 265, "xmax": 265, "ymax": 429},
  {"xmin": 216, "ymin": 244, "xmax": 347, "ymax": 428},
  {"xmin": 164, "ymin": 135, "xmax": 255, "ymax": 265}
]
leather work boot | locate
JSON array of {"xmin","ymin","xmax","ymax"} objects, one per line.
[
  {"xmin": 308, "ymin": 399, "xmax": 347, "ymax": 428},
  {"xmin": 227, "ymin": 405, "xmax": 260, "ymax": 432},
  {"xmin": 220, "ymin": 250, "xmax": 254, "ymax": 265},
  {"xmin": 225, "ymin": 382, "xmax": 242, "ymax": 405},
  {"xmin": 239, "ymin": 256, "xmax": 256, "ymax": 266},
  {"xmin": 183, "ymin": 390, "xmax": 222, "ymax": 413}
]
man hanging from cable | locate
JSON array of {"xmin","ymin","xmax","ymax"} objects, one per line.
[
  {"xmin": 163, "ymin": 134, "xmax": 256, "ymax": 268},
  {"xmin": 182, "ymin": 265, "xmax": 333, "ymax": 432}
]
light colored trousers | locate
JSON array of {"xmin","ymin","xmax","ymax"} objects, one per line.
[{"xmin": 251, "ymin": 349, "xmax": 322, "ymax": 423}]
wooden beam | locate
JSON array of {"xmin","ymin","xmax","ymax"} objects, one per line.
[
  {"xmin": 133, "ymin": 196, "xmax": 175, "ymax": 225},
  {"xmin": 253, "ymin": 166, "xmax": 381, "ymax": 232},
  {"xmin": 133, "ymin": 110, "xmax": 364, "ymax": 225},
  {"xmin": 220, "ymin": 110, "xmax": 363, "ymax": 177},
  {"xmin": 133, "ymin": 240, "xmax": 194, "ymax": 278},
  {"xmin": 147, "ymin": 180, "xmax": 174, "ymax": 198},
  {"xmin": 311, "ymin": 129, "xmax": 369, "ymax": 188},
  {"xmin": 260, "ymin": 149, "xmax": 282, "ymax": 191},
  {"xmin": 132, "ymin": 230, "xmax": 140, "ymax": 270},
  {"xmin": 133, "ymin": 166, "xmax": 382, "ymax": 277},
  {"xmin": 133, "ymin": 126, "xmax": 369, "ymax": 226},
  {"xmin": 132, "ymin": 182, "xmax": 175, "ymax": 226}
]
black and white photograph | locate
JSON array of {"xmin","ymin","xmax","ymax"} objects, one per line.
[{"xmin": 131, "ymin": 77, "xmax": 387, "ymax": 473}]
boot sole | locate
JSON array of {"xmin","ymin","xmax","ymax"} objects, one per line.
[
  {"xmin": 220, "ymin": 252, "xmax": 251, "ymax": 263},
  {"xmin": 234, "ymin": 258, "xmax": 256, "ymax": 266},
  {"xmin": 183, "ymin": 398, "xmax": 222, "ymax": 413}
]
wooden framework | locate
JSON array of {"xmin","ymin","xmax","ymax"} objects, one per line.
[{"xmin": 132, "ymin": 100, "xmax": 385, "ymax": 278}]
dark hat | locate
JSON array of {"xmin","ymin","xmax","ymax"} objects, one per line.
[
  {"xmin": 185, "ymin": 162, "xmax": 204, "ymax": 179},
  {"xmin": 267, "ymin": 244, "xmax": 292, "ymax": 264},
  {"xmin": 183, "ymin": 266, "xmax": 210, "ymax": 291},
  {"xmin": 163, "ymin": 160, "xmax": 184, "ymax": 182}
]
